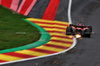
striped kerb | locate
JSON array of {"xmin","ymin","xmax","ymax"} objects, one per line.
[
  {"xmin": 0, "ymin": 0, "xmax": 74, "ymax": 64},
  {"xmin": 0, "ymin": 18, "xmax": 73, "ymax": 64},
  {"xmin": 17, "ymin": 0, "xmax": 37, "ymax": 16},
  {"xmin": 0, "ymin": 0, "xmax": 20, "ymax": 11}
]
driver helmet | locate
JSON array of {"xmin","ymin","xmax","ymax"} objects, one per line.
[{"xmin": 78, "ymin": 22, "xmax": 82, "ymax": 26}]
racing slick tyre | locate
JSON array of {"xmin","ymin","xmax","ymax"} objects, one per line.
[
  {"xmin": 66, "ymin": 27, "xmax": 72, "ymax": 35},
  {"xmin": 88, "ymin": 26, "xmax": 92, "ymax": 32},
  {"xmin": 69, "ymin": 24, "xmax": 73, "ymax": 27},
  {"xmin": 84, "ymin": 29, "xmax": 91, "ymax": 38},
  {"xmin": 85, "ymin": 34, "xmax": 90, "ymax": 38}
]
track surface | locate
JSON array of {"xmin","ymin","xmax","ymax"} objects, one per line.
[{"xmin": 2, "ymin": 0, "xmax": 100, "ymax": 66}]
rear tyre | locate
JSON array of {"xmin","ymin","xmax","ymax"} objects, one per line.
[
  {"xmin": 69, "ymin": 24, "xmax": 72, "ymax": 27},
  {"xmin": 84, "ymin": 29, "xmax": 91, "ymax": 38},
  {"xmin": 85, "ymin": 34, "xmax": 90, "ymax": 38},
  {"xmin": 66, "ymin": 27, "xmax": 72, "ymax": 35}
]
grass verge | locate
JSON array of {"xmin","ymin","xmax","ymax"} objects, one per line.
[{"xmin": 0, "ymin": 6, "xmax": 41, "ymax": 50}]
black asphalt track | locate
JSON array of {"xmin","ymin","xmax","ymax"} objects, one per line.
[
  {"xmin": 17, "ymin": 0, "xmax": 23, "ymax": 11},
  {"xmin": 2, "ymin": 0, "xmax": 100, "ymax": 66}
]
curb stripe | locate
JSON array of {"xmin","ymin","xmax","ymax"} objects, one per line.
[
  {"xmin": 0, "ymin": 54, "xmax": 22, "ymax": 61},
  {"xmin": 41, "ymin": 26, "xmax": 66, "ymax": 30},
  {"xmin": 51, "ymin": 35, "xmax": 73, "ymax": 39},
  {"xmin": 43, "ymin": 27, "xmax": 66, "ymax": 31},
  {"xmin": 44, "ymin": 44, "xmax": 69, "ymax": 49},
  {"xmin": 27, "ymin": 18, "xmax": 54, "ymax": 23},
  {"xmin": 29, "ymin": 48, "xmax": 56, "ymax": 54},
  {"xmin": 17, "ymin": 0, "xmax": 26, "ymax": 13},
  {"xmin": 24, "ymin": 0, "xmax": 37, "ymax": 16},
  {"xmin": 0, "ymin": 60, "xmax": 7, "ymax": 63},
  {"xmin": 48, "ymin": 31, "xmax": 66, "ymax": 33},
  {"xmin": 47, "ymin": 42, "xmax": 72, "ymax": 47},
  {"xmin": 34, "ymin": 23, "xmax": 67, "ymax": 27},
  {"xmin": 45, "ymin": 28, "xmax": 66, "ymax": 32},
  {"xmin": 36, "ymin": 24, "xmax": 67, "ymax": 28},
  {"xmin": 32, "ymin": 21, "xmax": 69, "ymax": 26},
  {"xmin": 50, "ymin": 33, "xmax": 71, "ymax": 37},
  {"xmin": 32, "ymin": 21, "xmax": 54, "ymax": 25},
  {"xmin": 27, "ymin": 18, "xmax": 69, "ymax": 24},
  {"xmin": 50, "ymin": 39, "xmax": 73, "ymax": 44},
  {"xmin": 51, "ymin": 37, "xmax": 73, "ymax": 42},
  {"xmin": 3, "ymin": 52, "xmax": 36, "ymax": 58},
  {"xmin": 17, "ymin": 0, "xmax": 37, "ymax": 16},
  {"xmin": 1, "ymin": 0, "xmax": 12, "ymax": 8},
  {"xmin": 10, "ymin": 0, "xmax": 20, "ymax": 11},
  {"xmin": 16, "ymin": 50, "xmax": 49, "ymax": 56},
  {"xmin": 36, "ymin": 46, "xmax": 64, "ymax": 52}
]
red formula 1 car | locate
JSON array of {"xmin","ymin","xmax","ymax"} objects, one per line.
[{"xmin": 66, "ymin": 23, "xmax": 92, "ymax": 38}]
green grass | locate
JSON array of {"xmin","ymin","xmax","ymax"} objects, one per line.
[{"xmin": 0, "ymin": 6, "xmax": 41, "ymax": 50}]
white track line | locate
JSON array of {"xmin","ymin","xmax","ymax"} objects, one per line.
[
  {"xmin": 68, "ymin": 0, "xmax": 77, "ymax": 50},
  {"xmin": 68, "ymin": 0, "xmax": 72, "ymax": 24},
  {"xmin": 0, "ymin": 0, "xmax": 77, "ymax": 65}
]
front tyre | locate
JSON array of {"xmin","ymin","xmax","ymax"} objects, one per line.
[{"xmin": 88, "ymin": 26, "xmax": 92, "ymax": 32}]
